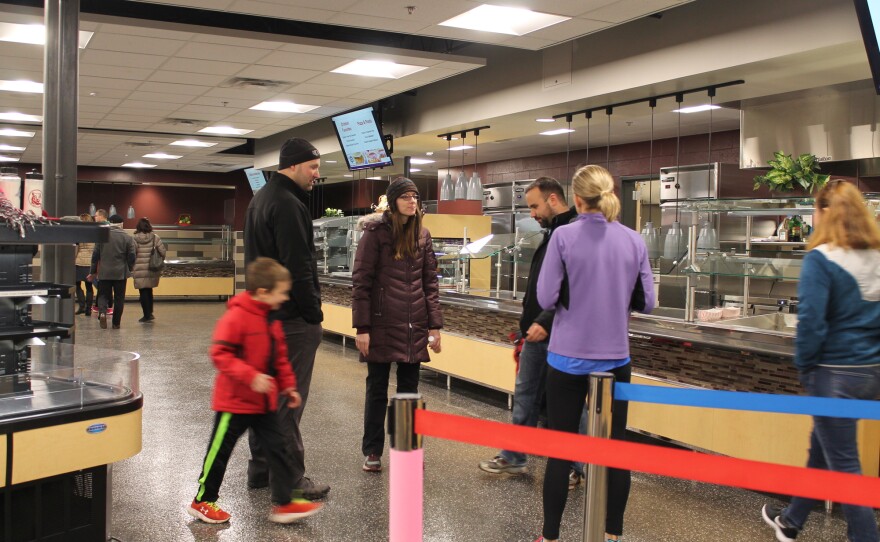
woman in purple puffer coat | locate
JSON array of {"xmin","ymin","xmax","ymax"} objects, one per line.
[{"xmin": 352, "ymin": 177, "xmax": 443, "ymax": 473}]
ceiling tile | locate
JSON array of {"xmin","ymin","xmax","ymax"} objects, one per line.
[
  {"xmin": 0, "ymin": 57, "xmax": 42, "ymax": 73},
  {"xmin": 0, "ymin": 42, "xmax": 45, "ymax": 60},
  {"xmin": 137, "ymin": 81, "xmax": 211, "ymax": 96},
  {"xmin": 80, "ymin": 76, "xmax": 142, "ymax": 91},
  {"xmin": 234, "ymin": 65, "xmax": 322, "ymax": 84},
  {"xmin": 111, "ymin": 100, "xmax": 180, "ymax": 112},
  {"xmin": 306, "ymin": 72, "xmax": 383, "ymax": 89},
  {"xmin": 327, "ymin": 97, "xmax": 371, "ymax": 108},
  {"xmin": 582, "ymin": 0, "xmax": 691, "ymax": 23},
  {"xmin": 202, "ymin": 87, "xmax": 280, "ymax": 101},
  {"xmin": 190, "ymin": 33, "xmax": 284, "ymax": 50},
  {"xmin": 420, "ymin": 25, "xmax": 511, "ymax": 45},
  {"xmin": 226, "ymin": 0, "xmax": 335, "ymax": 23},
  {"xmin": 344, "ymin": 0, "xmax": 476, "ymax": 22},
  {"xmin": 171, "ymin": 105, "xmax": 236, "ymax": 119},
  {"xmin": 326, "ymin": 12, "xmax": 431, "ymax": 34},
  {"xmin": 148, "ymin": 71, "xmax": 229, "ymax": 87},
  {"xmin": 81, "ymin": 49, "xmax": 167, "ymax": 70},
  {"xmin": 524, "ymin": 17, "xmax": 611, "ymax": 41},
  {"xmin": 93, "ymin": 23, "xmax": 197, "ymax": 41},
  {"xmin": 264, "ymin": 92, "xmax": 336, "ymax": 106},
  {"xmin": 86, "ymin": 33, "xmax": 187, "ymax": 57},
  {"xmin": 190, "ymin": 96, "xmax": 256, "ymax": 108},
  {"xmin": 79, "ymin": 96, "xmax": 122, "ymax": 107},
  {"xmin": 175, "ymin": 42, "xmax": 273, "ymax": 64},
  {"xmin": 374, "ymin": 79, "xmax": 423, "ymax": 92},
  {"xmin": 288, "ymin": 83, "xmax": 361, "ymax": 98},
  {"xmin": 278, "ymin": 43, "xmax": 365, "ymax": 59},
  {"xmin": 139, "ymin": 0, "xmax": 237, "ymax": 9},
  {"xmin": 79, "ymin": 64, "xmax": 155, "ymax": 81},
  {"xmin": 349, "ymin": 89, "xmax": 393, "ymax": 101},
  {"xmin": 160, "ymin": 58, "xmax": 249, "ymax": 76},
  {"xmin": 124, "ymin": 91, "xmax": 196, "ymax": 105},
  {"xmin": 256, "ymin": 51, "xmax": 350, "ymax": 71}
]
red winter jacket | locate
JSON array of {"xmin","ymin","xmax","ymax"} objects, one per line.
[{"xmin": 209, "ymin": 292, "xmax": 296, "ymax": 414}]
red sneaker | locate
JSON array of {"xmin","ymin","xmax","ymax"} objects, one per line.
[
  {"xmin": 268, "ymin": 499, "xmax": 323, "ymax": 524},
  {"xmin": 187, "ymin": 500, "xmax": 231, "ymax": 523}
]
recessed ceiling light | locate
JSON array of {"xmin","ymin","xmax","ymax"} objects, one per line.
[
  {"xmin": 439, "ymin": 5, "xmax": 570, "ymax": 36},
  {"xmin": 0, "ymin": 144, "xmax": 25, "ymax": 151},
  {"xmin": 448, "ymin": 145, "xmax": 474, "ymax": 151},
  {"xmin": 0, "ymin": 112, "xmax": 41, "ymax": 122},
  {"xmin": 170, "ymin": 139, "xmax": 217, "ymax": 148},
  {"xmin": 325, "ymin": 160, "xmax": 338, "ymax": 164},
  {"xmin": 249, "ymin": 101, "xmax": 320, "ymax": 113},
  {"xmin": 0, "ymin": 23, "xmax": 93, "ymax": 48},
  {"xmin": 0, "ymin": 80, "xmax": 43, "ymax": 94},
  {"xmin": 198, "ymin": 126, "xmax": 252, "ymax": 135},
  {"xmin": 410, "ymin": 158, "xmax": 435, "ymax": 165},
  {"xmin": 540, "ymin": 128, "xmax": 575, "ymax": 136},
  {"xmin": 0, "ymin": 128, "xmax": 35, "ymax": 137},
  {"xmin": 143, "ymin": 153, "xmax": 182, "ymax": 160},
  {"xmin": 332, "ymin": 59, "xmax": 428, "ymax": 79},
  {"xmin": 0, "ymin": 155, "xmax": 20, "ymax": 162},
  {"xmin": 343, "ymin": 174, "xmax": 353, "ymax": 178},
  {"xmin": 409, "ymin": 168, "xmax": 422, "ymax": 173},
  {"xmin": 536, "ymin": 118, "xmax": 556, "ymax": 123},
  {"xmin": 426, "ymin": 151, "xmax": 434, "ymax": 156},
  {"xmin": 367, "ymin": 176, "xmax": 382, "ymax": 180},
  {"xmin": 122, "ymin": 162, "xmax": 156, "ymax": 168},
  {"xmin": 673, "ymin": 104, "xmax": 722, "ymax": 114}
]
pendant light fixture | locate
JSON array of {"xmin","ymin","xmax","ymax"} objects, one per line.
[
  {"xmin": 660, "ymin": 96, "xmax": 682, "ymax": 260},
  {"xmin": 605, "ymin": 107, "xmax": 613, "ymax": 170},
  {"xmin": 440, "ymin": 136, "xmax": 454, "ymax": 201},
  {"xmin": 108, "ymin": 182, "xmax": 116, "ymax": 217},
  {"xmin": 466, "ymin": 128, "xmax": 483, "ymax": 200},
  {"xmin": 126, "ymin": 183, "xmax": 136, "ymax": 219},
  {"xmin": 585, "ymin": 111, "xmax": 592, "ymax": 166},
  {"xmin": 454, "ymin": 132, "xmax": 467, "ymax": 200},
  {"xmin": 640, "ymin": 101, "xmax": 659, "ymax": 259},
  {"xmin": 88, "ymin": 181, "xmax": 96, "ymax": 216}
]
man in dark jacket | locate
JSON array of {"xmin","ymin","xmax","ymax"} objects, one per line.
[
  {"xmin": 243, "ymin": 138, "xmax": 329, "ymax": 500},
  {"xmin": 89, "ymin": 214, "xmax": 135, "ymax": 330},
  {"xmin": 478, "ymin": 177, "xmax": 582, "ymax": 483}
]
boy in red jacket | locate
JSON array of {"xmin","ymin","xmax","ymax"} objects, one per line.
[{"xmin": 187, "ymin": 257, "xmax": 323, "ymax": 524}]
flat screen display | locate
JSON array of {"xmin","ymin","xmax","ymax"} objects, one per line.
[
  {"xmin": 854, "ymin": 0, "xmax": 880, "ymax": 95},
  {"xmin": 244, "ymin": 168, "xmax": 267, "ymax": 194},
  {"xmin": 331, "ymin": 106, "xmax": 393, "ymax": 171}
]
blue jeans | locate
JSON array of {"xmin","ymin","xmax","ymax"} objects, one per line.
[
  {"xmin": 499, "ymin": 340, "xmax": 587, "ymax": 473},
  {"xmin": 782, "ymin": 365, "xmax": 880, "ymax": 542}
]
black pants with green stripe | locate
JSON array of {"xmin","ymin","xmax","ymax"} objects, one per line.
[{"xmin": 196, "ymin": 411, "xmax": 294, "ymax": 505}]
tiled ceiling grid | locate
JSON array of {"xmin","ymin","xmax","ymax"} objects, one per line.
[
  {"xmin": 135, "ymin": 0, "xmax": 694, "ymax": 50},
  {"xmin": 0, "ymin": 11, "xmax": 484, "ymax": 172}
]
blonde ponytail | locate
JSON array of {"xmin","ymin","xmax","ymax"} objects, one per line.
[{"xmin": 572, "ymin": 165, "xmax": 620, "ymax": 221}]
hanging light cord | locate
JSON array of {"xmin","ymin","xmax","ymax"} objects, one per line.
[
  {"xmin": 606, "ymin": 108, "xmax": 612, "ymax": 170},
  {"xmin": 675, "ymin": 94, "xmax": 683, "ymax": 222},
  {"xmin": 649, "ymin": 100, "xmax": 655, "ymax": 223},
  {"xmin": 586, "ymin": 113, "xmax": 591, "ymax": 166}
]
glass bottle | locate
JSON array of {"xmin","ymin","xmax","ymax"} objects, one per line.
[
  {"xmin": 777, "ymin": 217, "xmax": 788, "ymax": 242},
  {"xmin": 789, "ymin": 215, "xmax": 803, "ymax": 243}
]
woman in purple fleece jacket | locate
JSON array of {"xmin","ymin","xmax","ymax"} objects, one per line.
[{"xmin": 534, "ymin": 165, "xmax": 655, "ymax": 542}]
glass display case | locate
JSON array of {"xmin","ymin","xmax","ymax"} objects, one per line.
[
  {"xmin": 653, "ymin": 194, "xmax": 880, "ymax": 330},
  {"xmin": 152, "ymin": 224, "xmax": 234, "ymax": 262},
  {"xmin": 313, "ymin": 215, "xmax": 359, "ymax": 275}
]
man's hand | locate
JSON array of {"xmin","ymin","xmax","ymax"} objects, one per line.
[
  {"xmin": 356, "ymin": 333, "xmax": 370, "ymax": 357},
  {"xmin": 525, "ymin": 323, "xmax": 548, "ymax": 342},
  {"xmin": 250, "ymin": 373, "xmax": 273, "ymax": 394},
  {"xmin": 284, "ymin": 389, "xmax": 302, "ymax": 408},
  {"xmin": 428, "ymin": 329, "xmax": 442, "ymax": 353}
]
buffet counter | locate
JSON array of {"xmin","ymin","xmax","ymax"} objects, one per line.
[
  {"xmin": 127, "ymin": 259, "xmax": 234, "ymax": 299},
  {"xmin": 319, "ymin": 275, "xmax": 879, "ymax": 475}
]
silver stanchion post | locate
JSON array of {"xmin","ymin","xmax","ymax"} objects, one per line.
[
  {"xmin": 583, "ymin": 372, "xmax": 615, "ymax": 542},
  {"xmin": 388, "ymin": 393, "xmax": 425, "ymax": 542}
]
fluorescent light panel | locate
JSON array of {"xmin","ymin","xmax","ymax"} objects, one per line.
[
  {"xmin": 0, "ymin": 23, "xmax": 93, "ymax": 48},
  {"xmin": 0, "ymin": 155, "xmax": 20, "ymax": 162},
  {"xmin": 0, "ymin": 112, "xmax": 41, "ymax": 122},
  {"xmin": 536, "ymin": 118, "xmax": 556, "ymax": 123},
  {"xmin": 250, "ymin": 101, "xmax": 320, "ymax": 113},
  {"xmin": 170, "ymin": 139, "xmax": 216, "ymax": 148},
  {"xmin": 143, "ymin": 153, "xmax": 181, "ymax": 159},
  {"xmin": 0, "ymin": 144, "xmax": 25, "ymax": 152},
  {"xmin": 448, "ymin": 145, "xmax": 474, "ymax": 151},
  {"xmin": 409, "ymin": 158, "xmax": 435, "ymax": 164},
  {"xmin": 409, "ymin": 168, "xmax": 422, "ymax": 173},
  {"xmin": 673, "ymin": 104, "xmax": 721, "ymax": 114},
  {"xmin": 439, "ymin": 5, "xmax": 570, "ymax": 36},
  {"xmin": 0, "ymin": 128, "xmax": 35, "ymax": 137},
  {"xmin": 198, "ymin": 126, "xmax": 252, "ymax": 135},
  {"xmin": 0, "ymin": 80, "xmax": 43, "ymax": 93},
  {"xmin": 122, "ymin": 162, "xmax": 156, "ymax": 168},
  {"xmin": 332, "ymin": 59, "xmax": 427, "ymax": 79},
  {"xmin": 540, "ymin": 128, "xmax": 575, "ymax": 136}
]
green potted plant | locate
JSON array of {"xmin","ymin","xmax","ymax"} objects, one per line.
[
  {"xmin": 323, "ymin": 208, "xmax": 344, "ymax": 218},
  {"xmin": 753, "ymin": 151, "xmax": 830, "ymax": 194}
]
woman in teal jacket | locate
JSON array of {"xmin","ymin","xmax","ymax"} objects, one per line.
[{"xmin": 762, "ymin": 181, "xmax": 880, "ymax": 542}]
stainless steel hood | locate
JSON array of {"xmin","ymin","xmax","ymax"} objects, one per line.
[{"xmin": 740, "ymin": 80, "xmax": 880, "ymax": 169}]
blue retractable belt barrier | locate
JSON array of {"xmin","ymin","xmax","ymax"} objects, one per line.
[{"xmin": 614, "ymin": 382, "xmax": 880, "ymax": 420}]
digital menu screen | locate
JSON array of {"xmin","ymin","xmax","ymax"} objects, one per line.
[
  {"xmin": 244, "ymin": 168, "xmax": 267, "ymax": 194},
  {"xmin": 331, "ymin": 106, "xmax": 393, "ymax": 171}
]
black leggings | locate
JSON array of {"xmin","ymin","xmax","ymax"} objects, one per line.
[
  {"xmin": 542, "ymin": 363, "xmax": 631, "ymax": 540},
  {"xmin": 362, "ymin": 362, "xmax": 421, "ymax": 457},
  {"xmin": 139, "ymin": 288, "xmax": 154, "ymax": 318}
]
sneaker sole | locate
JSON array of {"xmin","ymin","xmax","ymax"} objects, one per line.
[
  {"xmin": 478, "ymin": 463, "xmax": 527, "ymax": 474},
  {"xmin": 761, "ymin": 505, "xmax": 796, "ymax": 542},
  {"xmin": 363, "ymin": 465, "xmax": 382, "ymax": 473},
  {"xmin": 187, "ymin": 506, "xmax": 230, "ymax": 524},
  {"xmin": 268, "ymin": 507, "xmax": 321, "ymax": 524}
]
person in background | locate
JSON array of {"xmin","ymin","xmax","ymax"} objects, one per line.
[
  {"xmin": 90, "ymin": 208, "xmax": 109, "ymax": 314},
  {"xmin": 74, "ymin": 213, "xmax": 95, "ymax": 316},
  {"xmin": 478, "ymin": 177, "xmax": 587, "ymax": 489},
  {"xmin": 243, "ymin": 138, "xmax": 329, "ymax": 500},
  {"xmin": 536, "ymin": 165, "xmax": 654, "ymax": 542},
  {"xmin": 132, "ymin": 218, "xmax": 166, "ymax": 323},
  {"xmin": 762, "ymin": 180, "xmax": 880, "ymax": 542},
  {"xmin": 187, "ymin": 257, "xmax": 323, "ymax": 525},
  {"xmin": 352, "ymin": 177, "xmax": 442, "ymax": 473},
  {"xmin": 89, "ymin": 214, "xmax": 135, "ymax": 329},
  {"xmin": 94, "ymin": 208, "xmax": 108, "ymax": 224}
]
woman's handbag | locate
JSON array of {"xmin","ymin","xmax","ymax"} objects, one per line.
[{"xmin": 149, "ymin": 235, "xmax": 165, "ymax": 272}]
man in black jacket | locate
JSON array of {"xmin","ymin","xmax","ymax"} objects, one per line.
[
  {"xmin": 243, "ymin": 138, "xmax": 329, "ymax": 500},
  {"xmin": 478, "ymin": 177, "xmax": 585, "ymax": 487}
]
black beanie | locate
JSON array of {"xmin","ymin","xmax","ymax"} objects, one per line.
[
  {"xmin": 386, "ymin": 177, "xmax": 418, "ymax": 203},
  {"xmin": 279, "ymin": 138, "xmax": 320, "ymax": 170},
  {"xmin": 108, "ymin": 214, "xmax": 124, "ymax": 224}
]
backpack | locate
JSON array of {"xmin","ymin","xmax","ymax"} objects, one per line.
[{"xmin": 149, "ymin": 235, "xmax": 165, "ymax": 272}]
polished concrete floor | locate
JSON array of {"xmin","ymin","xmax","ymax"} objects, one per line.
[{"xmin": 75, "ymin": 301, "xmax": 860, "ymax": 542}]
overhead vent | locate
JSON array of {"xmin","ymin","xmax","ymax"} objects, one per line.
[
  {"xmin": 219, "ymin": 77, "xmax": 291, "ymax": 90},
  {"xmin": 160, "ymin": 117, "xmax": 207, "ymax": 127},
  {"xmin": 124, "ymin": 141, "xmax": 156, "ymax": 148}
]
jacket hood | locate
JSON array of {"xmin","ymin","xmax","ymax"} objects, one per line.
[
  {"xmin": 816, "ymin": 245, "xmax": 880, "ymax": 302},
  {"xmin": 357, "ymin": 211, "xmax": 387, "ymax": 232},
  {"xmin": 109, "ymin": 223, "xmax": 124, "ymax": 230},
  {"xmin": 227, "ymin": 291, "xmax": 272, "ymax": 316},
  {"xmin": 134, "ymin": 232, "xmax": 154, "ymax": 243}
]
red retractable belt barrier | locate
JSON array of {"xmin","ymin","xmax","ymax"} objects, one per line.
[{"xmin": 415, "ymin": 409, "xmax": 880, "ymax": 509}]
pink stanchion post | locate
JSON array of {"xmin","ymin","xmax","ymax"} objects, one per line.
[{"xmin": 388, "ymin": 393, "xmax": 425, "ymax": 542}]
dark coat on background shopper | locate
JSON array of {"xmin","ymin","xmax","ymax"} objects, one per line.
[
  {"xmin": 132, "ymin": 232, "xmax": 166, "ymax": 289},
  {"xmin": 244, "ymin": 172, "xmax": 322, "ymax": 324},
  {"xmin": 90, "ymin": 224, "xmax": 136, "ymax": 280},
  {"xmin": 210, "ymin": 292, "xmax": 297, "ymax": 414},
  {"xmin": 351, "ymin": 212, "xmax": 442, "ymax": 364}
]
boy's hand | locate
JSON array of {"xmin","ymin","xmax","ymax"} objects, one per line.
[
  {"xmin": 284, "ymin": 389, "xmax": 302, "ymax": 409},
  {"xmin": 250, "ymin": 373, "xmax": 273, "ymax": 394}
]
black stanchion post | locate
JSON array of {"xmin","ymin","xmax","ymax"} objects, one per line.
[
  {"xmin": 583, "ymin": 372, "xmax": 615, "ymax": 542},
  {"xmin": 388, "ymin": 393, "xmax": 425, "ymax": 542}
]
